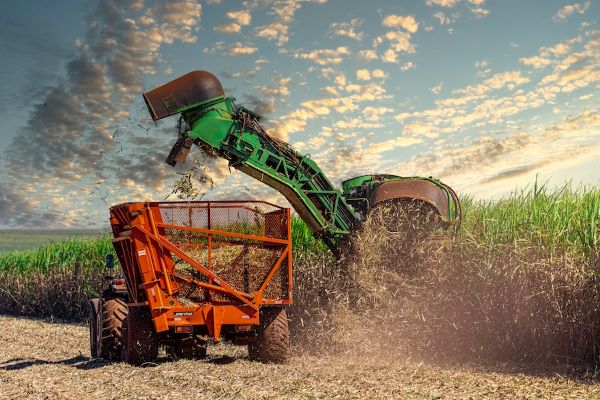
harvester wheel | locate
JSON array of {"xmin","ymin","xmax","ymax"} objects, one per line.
[
  {"xmin": 99, "ymin": 296, "xmax": 127, "ymax": 361},
  {"xmin": 121, "ymin": 307, "xmax": 158, "ymax": 365},
  {"xmin": 248, "ymin": 307, "xmax": 289, "ymax": 363},
  {"xmin": 88, "ymin": 299, "xmax": 101, "ymax": 358},
  {"xmin": 174, "ymin": 334, "xmax": 208, "ymax": 359}
]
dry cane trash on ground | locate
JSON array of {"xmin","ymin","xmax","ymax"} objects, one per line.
[{"xmin": 1, "ymin": 315, "xmax": 599, "ymax": 400}]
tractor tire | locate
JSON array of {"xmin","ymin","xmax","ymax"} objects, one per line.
[
  {"xmin": 88, "ymin": 299, "xmax": 100, "ymax": 358},
  {"xmin": 248, "ymin": 307, "xmax": 290, "ymax": 364},
  {"xmin": 174, "ymin": 334, "xmax": 208, "ymax": 360},
  {"xmin": 99, "ymin": 297, "xmax": 127, "ymax": 361},
  {"xmin": 121, "ymin": 307, "xmax": 158, "ymax": 365}
]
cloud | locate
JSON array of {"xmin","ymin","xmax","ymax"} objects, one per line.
[
  {"xmin": 358, "ymin": 49, "xmax": 378, "ymax": 60},
  {"xmin": 519, "ymin": 38, "xmax": 579, "ymax": 69},
  {"xmin": 400, "ymin": 61, "xmax": 415, "ymax": 71},
  {"xmin": 426, "ymin": 0, "xmax": 459, "ymax": 7},
  {"xmin": 215, "ymin": 23, "xmax": 241, "ymax": 33},
  {"xmin": 430, "ymin": 82, "xmax": 443, "ymax": 94},
  {"xmin": 294, "ymin": 46, "xmax": 351, "ymax": 65},
  {"xmin": 356, "ymin": 68, "xmax": 387, "ymax": 81},
  {"xmin": 330, "ymin": 18, "xmax": 364, "ymax": 41},
  {"xmin": 227, "ymin": 10, "xmax": 251, "ymax": 26},
  {"xmin": 243, "ymin": 94, "xmax": 277, "ymax": 115},
  {"xmin": 382, "ymin": 49, "xmax": 398, "ymax": 63},
  {"xmin": 455, "ymin": 70, "xmax": 530, "ymax": 96},
  {"xmin": 553, "ymin": 1, "xmax": 591, "ymax": 20},
  {"xmin": 0, "ymin": 0, "xmax": 205, "ymax": 227},
  {"xmin": 470, "ymin": 7, "xmax": 489, "ymax": 17},
  {"xmin": 395, "ymin": 109, "xmax": 600, "ymax": 197},
  {"xmin": 228, "ymin": 42, "xmax": 258, "ymax": 56},
  {"xmin": 369, "ymin": 136, "xmax": 423, "ymax": 153},
  {"xmin": 383, "ymin": 31, "xmax": 416, "ymax": 53},
  {"xmin": 255, "ymin": 0, "xmax": 327, "ymax": 46},
  {"xmin": 375, "ymin": 19, "xmax": 417, "ymax": 64},
  {"xmin": 427, "ymin": 0, "xmax": 489, "ymax": 17},
  {"xmin": 269, "ymin": 81, "xmax": 389, "ymax": 141},
  {"xmin": 433, "ymin": 11, "xmax": 451, "ymax": 25},
  {"xmin": 222, "ymin": 69, "xmax": 259, "ymax": 79},
  {"xmin": 362, "ymin": 106, "xmax": 394, "ymax": 121},
  {"xmin": 256, "ymin": 77, "xmax": 292, "ymax": 97},
  {"xmin": 356, "ymin": 69, "xmax": 371, "ymax": 80},
  {"xmin": 382, "ymin": 15, "xmax": 419, "ymax": 33},
  {"xmin": 372, "ymin": 69, "xmax": 388, "ymax": 79},
  {"xmin": 389, "ymin": 30, "xmax": 599, "ymax": 151},
  {"xmin": 386, "ymin": 30, "xmax": 600, "ymax": 191},
  {"xmin": 256, "ymin": 22, "xmax": 288, "ymax": 45}
]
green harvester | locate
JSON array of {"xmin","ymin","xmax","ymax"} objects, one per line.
[{"xmin": 143, "ymin": 71, "xmax": 461, "ymax": 254}]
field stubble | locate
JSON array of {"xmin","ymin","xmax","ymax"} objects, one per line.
[
  {"xmin": 289, "ymin": 190, "xmax": 600, "ymax": 367},
  {"xmin": 0, "ymin": 183, "xmax": 599, "ymax": 397},
  {"xmin": 1, "ymin": 315, "xmax": 599, "ymax": 400}
]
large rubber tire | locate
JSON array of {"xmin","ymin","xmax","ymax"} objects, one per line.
[
  {"xmin": 88, "ymin": 299, "xmax": 100, "ymax": 358},
  {"xmin": 174, "ymin": 334, "xmax": 208, "ymax": 360},
  {"xmin": 99, "ymin": 297, "xmax": 127, "ymax": 361},
  {"xmin": 248, "ymin": 307, "xmax": 290, "ymax": 364},
  {"xmin": 121, "ymin": 307, "xmax": 159, "ymax": 365}
]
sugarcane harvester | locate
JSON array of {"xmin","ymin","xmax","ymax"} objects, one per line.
[
  {"xmin": 143, "ymin": 71, "xmax": 461, "ymax": 254},
  {"xmin": 88, "ymin": 72, "xmax": 461, "ymax": 366}
]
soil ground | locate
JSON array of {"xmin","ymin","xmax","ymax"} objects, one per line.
[{"xmin": 1, "ymin": 315, "xmax": 599, "ymax": 399}]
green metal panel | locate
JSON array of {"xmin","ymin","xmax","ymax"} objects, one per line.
[
  {"xmin": 182, "ymin": 98, "xmax": 357, "ymax": 252},
  {"xmin": 147, "ymin": 84, "xmax": 460, "ymax": 253}
]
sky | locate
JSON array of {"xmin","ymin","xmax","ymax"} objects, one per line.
[{"xmin": 0, "ymin": 0, "xmax": 598, "ymax": 228}]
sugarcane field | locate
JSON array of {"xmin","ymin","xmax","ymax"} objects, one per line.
[{"xmin": 1, "ymin": 1, "xmax": 599, "ymax": 399}]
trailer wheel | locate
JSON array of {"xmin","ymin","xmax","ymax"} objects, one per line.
[
  {"xmin": 174, "ymin": 334, "xmax": 208, "ymax": 359},
  {"xmin": 99, "ymin": 297, "xmax": 127, "ymax": 361},
  {"xmin": 88, "ymin": 299, "xmax": 100, "ymax": 358},
  {"xmin": 121, "ymin": 307, "xmax": 158, "ymax": 365},
  {"xmin": 249, "ymin": 307, "xmax": 290, "ymax": 363}
]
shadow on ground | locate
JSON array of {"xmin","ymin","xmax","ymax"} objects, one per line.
[
  {"xmin": 0, "ymin": 353, "xmax": 240, "ymax": 371},
  {"xmin": 0, "ymin": 355, "xmax": 111, "ymax": 371}
]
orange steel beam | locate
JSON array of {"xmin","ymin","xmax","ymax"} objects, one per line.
[
  {"xmin": 156, "ymin": 223, "xmax": 289, "ymax": 245},
  {"xmin": 134, "ymin": 225, "xmax": 258, "ymax": 310},
  {"xmin": 153, "ymin": 199, "xmax": 285, "ymax": 209},
  {"xmin": 287, "ymin": 208, "xmax": 293, "ymax": 300},
  {"xmin": 256, "ymin": 245, "xmax": 289, "ymax": 297},
  {"xmin": 170, "ymin": 273, "xmax": 253, "ymax": 299},
  {"xmin": 145, "ymin": 205, "xmax": 175, "ymax": 296}
]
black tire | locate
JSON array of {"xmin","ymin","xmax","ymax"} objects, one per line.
[
  {"xmin": 121, "ymin": 307, "xmax": 158, "ymax": 365},
  {"xmin": 88, "ymin": 299, "xmax": 100, "ymax": 358},
  {"xmin": 248, "ymin": 307, "xmax": 290, "ymax": 363},
  {"xmin": 99, "ymin": 297, "xmax": 127, "ymax": 361},
  {"xmin": 174, "ymin": 334, "xmax": 208, "ymax": 360}
]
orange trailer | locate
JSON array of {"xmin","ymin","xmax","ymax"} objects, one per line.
[{"xmin": 88, "ymin": 200, "xmax": 292, "ymax": 364}]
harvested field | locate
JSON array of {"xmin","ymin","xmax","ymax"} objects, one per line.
[
  {"xmin": 1, "ymin": 184, "xmax": 599, "ymax": 398},
  {"xmin": 1, "ymin": 315, "xmax": 599, "ymax": 400}
]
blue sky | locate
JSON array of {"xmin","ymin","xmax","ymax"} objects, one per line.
[{"xmin": 0, "ymin": 0, "xmax": 598, "ymax": 228}]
